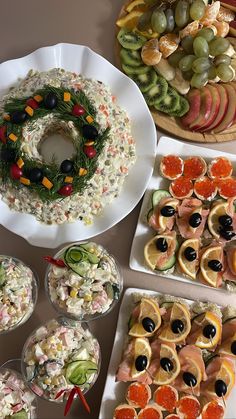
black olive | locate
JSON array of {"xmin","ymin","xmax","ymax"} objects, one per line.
[
  {"xmin": 11, "ymin": 110, "xmax": 28, "ymax": 124},
  {"xmin": 0, "ymin": 148, "xmax": 16, "ymax": 162},
  {"xmin": 135, "ymin": 355, "xmax": 148, "ymax": 372},
  {"xmin": 208, "ymin": 259, "xmax": 223, "ymax": 272},
  {"xmin": 44, "ymin": 92, "xmax": 58, "ymax": 109},
  {"xmin": 60, "ymin": 159, "xmax": 74, "ymax": 173},
  {"xmin": 203, "ymin": 324, "xmax": 216, "ymax": 339},
  {"xmin": 82, "ymin": 124, "xmax": 98, "ymax": 139},
  {"xmin": 160, "ymin": 357, "xmax": 174, "ymax": 372},
  {"xmin": 215, "ymin": 379, "xmax": 227, "ymax": 397},
  {"xmin": 183, "ymin": 372, "xmax": 197, "ymax": 387},
  {"xmin": 231, "ymin": 340, "xmax": 236, "ymax": 355},
  {"xmin": 142, "ymin": 317, "xmax": 155, "ymax": 333},
  {"xmin": 171, "ymin": 319, "xmax": 184, "ymax": 334},
  {"xmin": 189, "ymin": 213, "xmax": 202, "ymax": 228},
  {"xmin": 219, "ymin": 228, "xmax": 236, "ymax": 241},
  {"xmin": 160, "ymin": 205, "xmax": 176, "ymax": 217},
  {"xmin": 184, "ymin": 246, "xmax": 197, "ymax": 262},
  {"xmin": 219, "ymin": 215, "xmax": 233, "ymax": 227},
  {"xmin": 156, "ymin": 238, "xmax": 168, "ymax": 253},
  {"xmin": 29, "ymin": 168, "xmax": 44, "ymax": 183}
]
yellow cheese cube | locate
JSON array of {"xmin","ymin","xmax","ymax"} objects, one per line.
[
  {"xmin": 64, "ymin": 176, "xmax": 73, "ymax": 183},
  {"xmin": 86, "ymin": 115, "xmax": 94, "ymax": 124},
  {"xmin": 79, "ymin": 168, "xmax": 88, "ymax": 176},
  {"xmin": 70, "ymin": 289, "xmax": 78, "ymax": 298},
  {"xmin": 25, "ymin": 106, "xmax": 34, "ymax": 117},
  {"xmin": 20, "ymin": 177, "xmax": 30, "ymax": 186},
  {"xmin": 34, "ymin": 95, "xmax": 43, "ymax": 103},
  {"xmin": 42, "ymin": 177, "xmax": 53, "ymax": 190},
  {"xmin": 9, "ymin": 133, "xmax": 17, "ymax": 142},
  {"xmin": 63, "ymin": 92, "xmax": 71, "ymax": 102},
  {"xmin": 17, "ymin": 158, "xmax": 24, "ymax": 168}
]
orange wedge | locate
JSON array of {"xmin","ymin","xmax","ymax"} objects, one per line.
[{"xmin": 116, "ymin": 10, "xmax": 144, "ymax": 29}]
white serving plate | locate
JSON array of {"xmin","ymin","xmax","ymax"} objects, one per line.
[
  {"xmin": 0, "ymin": 43, "xmax": 156, "ymax": 248},
  {"xmin": 99, "ymin": 287, "xmax": 236, "ymax": 419},
  {"xmin": 130, "ymin": 136, "xmax": 236, "ymax": 291}
]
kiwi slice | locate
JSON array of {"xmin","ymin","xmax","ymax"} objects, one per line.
[
  {"xmin": 120, "ymin": 48, "xmax": 142, "ymax": 67},
  {"xmin": 154, "ymin": 86, "xmax": 180, "ymax": 114},
  {"xmin": 133, "ymin": 70, "xmax": 158, "ymax": 93},
  {"xmin": 117, "ymin": 28, "xmax": 146, "ymax": 50},
  {"xmin": 170, "ymin": 96, "xmax": 190, "ymax": 117},
  {"xmin": 144, "ymin": 76, "xmax": 168, "ymax": 106},
  {"xmin": 122, "ymin": 63, "xmax": 150, "ymax": 76}
]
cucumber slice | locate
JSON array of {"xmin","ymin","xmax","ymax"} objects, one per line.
[
  {"xmin": 152, "ymin": 189, "xmax": 171, "ymax": 208},
  {"xmin": 66, "ymin": 360, "xmax": 97, "ymax": 386},
  {"xmin": 10, "ymin": 411, "xmax": 28, "ymax": 419},
  {"xmin": 155, "ymin": 254, "xmax": 176, "ymax": 271}
]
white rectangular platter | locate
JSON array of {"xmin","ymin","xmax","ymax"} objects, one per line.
[
  {"xmin": 99, "ymin": 287, "xmax": 236, "ymax": 419},
  {"xmin": 129, "ymin": 136, "xmax": 236, "ymax": 291}
]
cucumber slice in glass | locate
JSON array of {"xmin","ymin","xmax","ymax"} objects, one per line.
[{"xmin": 66, "ymin": 360, "xmax": 98, "ymax": 385}]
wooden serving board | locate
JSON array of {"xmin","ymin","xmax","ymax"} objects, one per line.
[{"xmin": 115, "ymin": 1, "xmax": 236, "ymax": 143}]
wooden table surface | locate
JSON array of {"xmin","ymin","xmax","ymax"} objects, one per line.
[{"xmin": 0, "ymin": 1, "xmax": 236, "ymax": 418}]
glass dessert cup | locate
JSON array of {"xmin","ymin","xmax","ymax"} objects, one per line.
[
  {"xmin": 0, "ymin": 255, "xmax": 38, "ymax": 335},
  {"xmin": 0, "ymin": 359, "xmax": 37, "ymax": 418},
  {"xmin": 21, "ymin": 317, "xmax": 101, "ymax": 404},
  {"xmin": 44, "ymin": 241, "xmax": 123, "ymax": 321}
]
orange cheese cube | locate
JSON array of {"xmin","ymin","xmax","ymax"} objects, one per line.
[
  {"xmin": 20, "ymin": 177, "xmax": 30, "ymax": 186},
  {"xmin": 9, "ymin": 133, "xmax": 17, "ymax": 142},
  {"xmin": 34, "ymin": 95, "xmax": 43, "ymax": 103},
  {"xmin": 17, "ymin": 158, "xmax": 24, "ymax": 168},
  {"xmin": 86, "ymin": 115, "xmax": 94, "ymax": 124},
  {"xmin": 42, "ymin": 177, "xmax": 53, "ymax": 190},
  {"xmin": 79, "ymin": 168, "xmax": 88, "ymax": 176},
  {"xmin": 64, "ymin": 92, "xmax": 71, "ymax": 102},
  {"xmin": 3, "ymin": 114, "xmax": 10, "ymax": 121},
  {"xmin": 64, "ymin": 176, "xmax": 73, "ymax": 183},
  {"xmin": 25, "ymin": 106, "xmax": 34, "ymax": 117}
]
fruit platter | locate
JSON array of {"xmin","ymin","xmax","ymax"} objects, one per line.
[
  {"xmin": 116, "ymin": 0, "xmax": 236, "ymax": 142},
  {"xmin": 99, "ymin": 288, "xmax": 236, "ymax": 419},
  {"xmin": 130, "ymin": 136, "xmax": 236, "ymax": 290}
]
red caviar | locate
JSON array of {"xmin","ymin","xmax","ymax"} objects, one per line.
[
  {"xmin": 170, "ymin": 177, "xmax": 193, "ymax": 199},
  {"xmin": 202, "ymin": 401, "xmax": 224, "ymax": 419},
  {"xmin": 194, "ymin": 177, "xmax": 217, "ymax": 200},
  {"xmin": 126, "ymin": 383, "xmax": 151, "ymax": 409},
  {"xmin": 208, "ymin": 157, "xmax": 233, "ymax": 179},
  {"xmin": 160, "ymin": 155, "xmax": 183, "ymax": 180},
  {"xmin": 114, "ymin": 406, "xmax": 137, "ymax": 419},
  {"xmin": 154, "ymin": 385, "xmax": 178, "ymax": 413},
  {"xmin": 177, "ymin": 396, "xmax": 201, "ymax": 419},
  {"xmin": 183, "ymin": 157, "xmax": 206, "ymax": 180},
  {"xmin": 218, "ymin": 177, "xmax": 236, "ymax": 198},
  {"xmin": 138, "ymin": 405, "xmax": 162, "ymax": 419}
]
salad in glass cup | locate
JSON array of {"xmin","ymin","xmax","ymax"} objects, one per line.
[
  {"xmin": 21, "ymin": 317, "xmax": 101, "ymax": 410},
  {"xmin": 45, "ymin": 241, "xmax": 122, "ymax": 321},
  {"xmin": 0, "ymin": 256, "xmax": 38, "ymax": 334},
  {"xmin": 0, "ymin": 359, "xmax": 37, "ymax": 418}
]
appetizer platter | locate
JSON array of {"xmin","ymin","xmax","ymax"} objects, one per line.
[
  {"xmin": 0, "ymin": 43, "xmax": 156, "ymax": 248},
  {"xmin": 99, "ymin": 287, "xmax": 236, "ymax": 419},
  {"xmin": 115, "ymin": 0, "xmax": 236, "ymax": 142},
  {"xmin": 130, "ymin": 136, "xmax": 236, "ymax": 291}
]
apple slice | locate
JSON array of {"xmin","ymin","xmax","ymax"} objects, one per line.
[
  {"xmin": 205, "ymin": 84, "xmax": 228, "ymax": 132},
  {"xmin": 189, "ymin": 86, "xmax": 212, "ymax": 131},
  {"xmin": 196, "ymin": 85, "xmax": 220, "ymax": 132},
  {"xmin": 180, "ymin": 89, "xmax": 201, "ymax": 128},
  {"xmin": 212, "ymin": 84, "xmax": 236, "ymax": 133},
  {"xmin": 221, "ymin": 0, "xmax": 236, "ymax": 12}
]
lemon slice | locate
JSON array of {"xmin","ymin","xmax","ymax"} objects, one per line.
[
  {"xmin": 158, "ymin": 302, "xmax": 191, "ymax": 343},
  {"xmin": 178, "ymin": 238, "xmax": 200, "ymax": 280},
  {"xmin": 191, "ymin": 311, "xmax": 222, "ymax": 349},
  {"xmin": 153, "ymin": 342, "xmax": 181, "ymax": 385},
  {"xmin": 129, "ymin": 298, "xmax": 162, "ymax": 337},
  {"xmin": 126, "ymin": 0, "xmax": 146, "ymax": 12},
  {"xmin": 208, "ymin": 201, "xmax": 228, "ymax": 239},
  {"xmin": 116, "ymin": 10, "xmax": 144, "ymax": 29},
  {"xmin": 158, "ymin": 198, "xmax": 179, "ymax": 232},
  {"xmin": 218, "ymin": 332, "xmax": 236, "ymax": 357},
  {"xmin": 131, "ymin": 338, "xmax": 152, "ymax": 378},
  {"xmin": 200, "ymin": 245, "xmax": 223, "ymax": 287},
  {"xmin": 205, "ymin": 357, "xmax": 235, "ymax": 400},
  {"xmin": 144, "ymin": 234, "xmax": 176, "ymax": 271}
]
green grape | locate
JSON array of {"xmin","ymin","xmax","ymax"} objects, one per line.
[
  {"xmin": 137, "ymin": 10, "xmax": 152, "ymax": 31},
  {"xmin": 191, "ymin": 72, "xmax": 208, "ymax": 88},
  {"xmin": 208, "ymin": 65, "xmax": 217, "ymax": 80},
  {"xmin": 179, "ymin": 55, "xmax": 196, "ymax": 72},
  {"xmin": 182, "ymin": 70, "xmax": 194, "ymax": 80},
  {"xmin": 165, "ymin": 8, "xmax": 175, "ymax": 33},
  {"xmin": 190, "ymin": 0, "xmax": 206, "ymax": 20},
  {"xmin": 175, "ymin": 0, "xmax": 190, "ymax": 28},
  {"xmin": 181, "ymin": 36, "xmax": 194, "ymax": 54},
  {"xmin": 151, "ymin": 8, "xmax": 167, "ymax": 33},
  {"xmin": 193, "ymin": 37, "xmax": 209, "ymax": 57},
  {"xmin": 196, "ymin": 27, "xmax": 215, "ymax": 42},
  {"xmin": 214, "ymin": 54, "xmax": 231, "ymax": 66},
  {"xmin": 209, "ymin": 37, "xmax": 230, "ymax": 56},
  {"xmin": 192, "ymin": 57, "xmax": 211, "ymax": 73},
  {"xmin": 216, "ymin": 63, "xmax": 234, "ymax": 82},
  {"xmin": 168, "ymin": 50, "xmax": 186, "ymax": 67}
]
